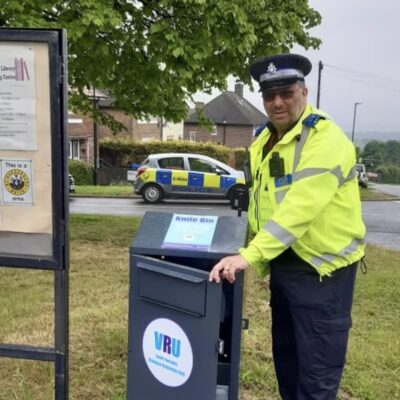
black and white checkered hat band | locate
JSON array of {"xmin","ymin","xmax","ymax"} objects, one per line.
[{"xmin": 260, "ymin": 68, "xmax": 304, "ymax": 83}]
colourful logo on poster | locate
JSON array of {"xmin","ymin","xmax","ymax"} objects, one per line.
[
  {"xmin": 0, "ymin": 57, "xmax": 30, "ymax": 82},
  {"xmin": 4, "ymin": 168, "xmax": 30, "ymax": 196}
]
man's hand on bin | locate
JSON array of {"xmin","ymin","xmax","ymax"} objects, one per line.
[{"xmin": 209, "ymin": 254, "xmax": 249, "ymax": 283}]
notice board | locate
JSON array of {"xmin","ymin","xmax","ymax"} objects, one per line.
[{"xmin": 0, "ymin": 29, "xmax": 67, "ymax": 268}]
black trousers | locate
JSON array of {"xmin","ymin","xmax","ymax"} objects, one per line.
[{"xmin": 269, "ymin": 249, "xmax": 357, "ymax": 400}]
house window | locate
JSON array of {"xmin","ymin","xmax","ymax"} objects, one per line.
[
  {"xmin": 189, "ymin": 131, "xmax": 197, "ymax": 142},
  {"xmin": 68, "ymin": 118, "xmax": 83, "ymax": 124},
  {"xmin": 68, "ymin": 140, "xmax": 80, "ymax": 159}
]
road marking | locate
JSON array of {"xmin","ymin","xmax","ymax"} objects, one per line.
[{"xmin": 363, "ymin": 213, "xmax": 397, "ymax": 216}]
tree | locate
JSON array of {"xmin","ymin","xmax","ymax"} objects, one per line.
[
  {"xmin": 385, "ymin": 140, "xmax": 400, "ymax": 166},
  {"xmin": 377, "ymin": 165, "xmax": 400, "ymax": 184},
  {"xmin": 361, "ymin": 140, "xmax": 386, "ymax": 168},
  {"xmin": 361, "ymin": 139, "xmax": 400, "ymax": 183},
  {"xmin": 0, "ymin": 0, "xmax": 321, "ymax": 128}
]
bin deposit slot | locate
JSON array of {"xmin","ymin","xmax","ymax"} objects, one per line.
[{"xmin": 137, "ymin": 262, "xmax": 207, "ymax": 317}]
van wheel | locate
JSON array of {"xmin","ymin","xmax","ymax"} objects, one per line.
[{"xmin": 142, "ymin": 183, "xmax": 164, "ymax": 203}]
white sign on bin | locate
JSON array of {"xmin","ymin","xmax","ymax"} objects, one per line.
[{"xmin": 142, "ymin": 318, "xmax": 193, "ymax": 387}]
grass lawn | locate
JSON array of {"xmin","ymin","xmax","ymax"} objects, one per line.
[
  {"xmin": 0, "ymin": 215, "xmax": 399, "ymax": 399},
  {"xmin": 74, "ymin": 185, "xmax": 134, "ymax": 197},
  {"xmin": 360, "ymin": 187, "xmax": 399, "ymax": 201}
]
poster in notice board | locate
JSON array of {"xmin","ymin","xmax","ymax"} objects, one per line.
[{"xmin": 0, "ymin": 41, "xmax": 54, "ymax": 259}]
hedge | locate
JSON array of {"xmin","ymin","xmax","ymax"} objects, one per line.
[
  {"xmin": 232, "ymin": 148, "xmax": 247, "ymax": 171},
  {"xmin": 376, "ymin": 165, "xmax": 400, "ymax": 183},
  {"xmin": 69, "ymin": 159, "xmax": 93, "ymax": 185},
  {"xmin": 99, "ymin": 139, "xmax": 232, "ymax": 167}
]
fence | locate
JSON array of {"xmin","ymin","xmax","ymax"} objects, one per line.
[{"xmin": 95, "ymin": 167, "xmax": 129, "ymax": 185}]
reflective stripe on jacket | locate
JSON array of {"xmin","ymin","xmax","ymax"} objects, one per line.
[{"xmin": 240, "ymin": 105, "xmax": 366, "ymax": 277}]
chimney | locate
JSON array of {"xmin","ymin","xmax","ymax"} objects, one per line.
[
  {"xmin": 195, "ymin": 101, "xmax": 204, "ymax": 109},
  {"xmin": 234, "ymin": 82, "xmax": 243, "ymax": 98}
]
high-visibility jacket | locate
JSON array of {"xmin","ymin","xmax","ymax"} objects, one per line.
[{"xmin": 240, "ymin": 105, "xmax": 366, "ymax": 277}]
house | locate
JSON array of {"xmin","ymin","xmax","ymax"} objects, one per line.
[
  {"xmin": 67, "ymin": 83, "xmax": 265, "ymax": 163},
  {"xmin": 184, "ymin": 83, "xmax": 267, "ymax": 148},
  {"xmin": 67, "ymin": 88, "xmax": 184, "ymax": 162}
]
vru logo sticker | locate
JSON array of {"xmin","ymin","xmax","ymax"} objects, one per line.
[
  {"xmin": 143, "ymin": 318, "xmax": 193, "ymax": 387},
  {"xmin": 154, "ymin": 331, "xmax": 181, "ymax": 357}
]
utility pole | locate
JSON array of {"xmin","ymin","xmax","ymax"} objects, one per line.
[
  {"xmin": 222, "ymin": 119, "xmax": 227, "ymax": 145},
  {"xmin": 93, "ymin": 87, "xmax": 98, "ymax": 185},
  {"xmin": 351, "ymin": 102, "xmax": 362, "ymax": 143},
  {"xmin": 159, "ymin": 116, "xmax": 164, "ymax": 141},
  {"xmin": 316, "ymin": 61, "xmax": 323, "ymax": 108}
]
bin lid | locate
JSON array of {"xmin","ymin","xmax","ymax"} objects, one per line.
[{"xmin": 130, "ymin": 211, "xmax": 248, "ymax": 260}]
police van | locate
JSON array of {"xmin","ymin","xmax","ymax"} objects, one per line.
[
  {"xmin": 356, "ymin": 163, "xmax": 368, "ymax": 189},
  {"xmin": 134, "ymin": 153, "xmax": 246, "ymax": 203}
]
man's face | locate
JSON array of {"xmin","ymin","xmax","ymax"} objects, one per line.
[{"xmin": 262, "ymin": 83, "xmax": 308, "ymax": 135}]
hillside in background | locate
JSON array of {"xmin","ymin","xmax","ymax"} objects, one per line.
[{"xmin": 346, "ymin": 131, "xmax": 400, "ymax": 149}]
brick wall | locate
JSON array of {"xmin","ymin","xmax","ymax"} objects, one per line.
[
  {"xmin": 183, "ymin": 123, "xmax": 255, "ymax": 148},
  {"xmin": 97, "ymin": 109, "xmax": 162, "ymax": 141},
  {"xmin": 68, "ymin": 108, "xmax": 165, "ymax": 162},
  {"xmin": 132, "ymin": 119, "xmax": 161, "ymax": 141},
  {"xmin": 68, "ymin": 116, "xmax": 93, "ymax": 139},
  {"xmin": 68, "ymin": 113, "xmax": 94, "ymax": 162},
  {"xmin": 98, "ymin": 108, "xmax": 134, "ymax": 139}
]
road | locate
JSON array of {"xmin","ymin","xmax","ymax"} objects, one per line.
[
  {"xmin": 363, "ymin": 183, "xmax": 400, "ymax": 250},
  {"xmin": 70, "ymin": 195, "xmax": 400, "ymax": 251},
  {"xmin": 371, "ymin": 183, "xmax": 400, "ymax": 197},
  {"xmin": 69, "ymin": 197, "xmax": 239, "ymax": 217},
  {"xmin": 362, "ymin": 201, "xmax": 400, "ymax": 250}
]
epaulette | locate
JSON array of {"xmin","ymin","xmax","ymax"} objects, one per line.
[
  {"xmin": 254, "ymin": 123, "xmax": 268, "ymax": 137},
  {"xmin": 302, "ymin": 113, "xmax": 326, "ymax": 128}
]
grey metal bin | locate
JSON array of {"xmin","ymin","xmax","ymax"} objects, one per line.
[{"xmin": 127, "ymin": 211, "xmax": 248, "ymax": 400}]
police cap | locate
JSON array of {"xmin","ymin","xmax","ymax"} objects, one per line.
[{"xmin": 250, "ymin": 53, "xmax": 312, "ymax": 92}]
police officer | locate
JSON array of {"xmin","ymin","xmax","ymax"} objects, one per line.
[{"xmin": 209, "ymin": 53, "xmax": 366, "ymax": 399}]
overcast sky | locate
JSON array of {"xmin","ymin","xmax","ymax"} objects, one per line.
[{"xmin": 196, "ymin": 0, "xmax": 400, "ymax": 137}]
